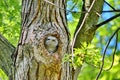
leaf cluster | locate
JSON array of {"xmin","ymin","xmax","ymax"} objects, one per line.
[
  {"xmin": 0, "ymin": 0, "xmax": 21, "ymax": 46},
  {"xmin": 63, "ymin": 43, "xmax": 102, "ymax": 69}
]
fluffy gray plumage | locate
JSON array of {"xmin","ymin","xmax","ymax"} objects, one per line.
[{"xmin": 45, "ymin": 36, "xmax": 58, "ymax": 53}]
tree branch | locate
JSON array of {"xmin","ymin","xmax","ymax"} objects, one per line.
[
  {"xmin": 72, "ymin": 0, "xmax": 104, "ymax": 79},
  {"xmin": 105, "ymin": 31, "xmax": 118, "ymax": 71},
  {"xmin": 95, "ymin": 13, "xmax": 120, "ymax": 29},
  {"xmin": 72, "ymin": 0, "xmax": 97, "ymax": 56},
  {"xmin": 73, "ymin": 0, "xmax": 104, "ymax": 47},
  {"xmin": 104, "ymin": 0, "xmax": 116, "ymax": 10},
  {"xmin": 102, "ymin": 10, "xmax": 120, "ymax": 13},
  {"xmin": 96, "ymin": 28, "xmax": 120, "ymax": 80},
  {"xmin": 0, "ymin": 34, "xmax": 15, "ymax": 79}
]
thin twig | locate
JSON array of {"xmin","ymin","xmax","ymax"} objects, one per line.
[
  {"xmin": 86, "ymin": 31, "xmax": 118, "ymax": 71},
  {"xmin": 69, "ymin": 0, "xmax": 78, "ymax": 11},
  {"xmin": 96, "ymin": 27, "xmax": 120, "ymax": 80},
  {"xmin": 44, "ymin": 0, "xmax": 67, "ymax": 11},
  {"xmin": 44, "ymin": 0, "xmax": 88, "ymax": 13},
  {"xmin": 95, "ymin": 13, "xmax": 120, "ymax": 28},
  {"xmin": 104, "ymin": 0, "xmax": 116, "ymax": 10},
  {"xmin": 105, "ymin": 31, "xmax": 118, "ymax": 71},
  {"xmin": 44, "ymin": 0, "xmax": 120, "ymax": 14},
  {"xmin": 68, "ymin": 9, "xmax": 120, "ymax": 13},
  {"xmin": 71, "ymin": 0, "xmax": 97, "ymax": 63},
  {"xmin": 66, "ymin": 0, "xmax": 80, "ymax": 15},
  {"xmin": 102, "ymin": 10, "xmax": 120, "ymax": 13},
  {"xmin": 68, "ymin": 10, "xmax": 120, "ymax": 13}
]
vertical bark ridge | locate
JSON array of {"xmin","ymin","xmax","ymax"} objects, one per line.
[{"xmin": 15, "ymin": 0, "xmax": 70, "ymax": 80}]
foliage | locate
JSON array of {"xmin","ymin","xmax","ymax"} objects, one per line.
[
  {"xmin": 0, "ymin": 0, "xmax": 21, "ymax": 46},
  {"xmin": 0, "ymin": 69, "xmax": 8, "ymax": 80},
  {"xmin": 78, "ymin": 54, "xmax": 120, "ymax": 80},
  {"xmin": 67, "ymin": 0, "xmax": 120, "ymax": 79},
  {"xmin": 73, "ymin": 43, "xmax": 102, "ymax": 69},
  {"xmin": 0, "ymin": 0, "xmax": 21, "ymax": 80},
  {"xmin": 0, "ymin": 0, "xmax": 120, "ymax": 80}
]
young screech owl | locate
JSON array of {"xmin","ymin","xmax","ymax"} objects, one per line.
[{"xmin": 45, "ymin": 36, "xmax": 58, "ymax": 53}]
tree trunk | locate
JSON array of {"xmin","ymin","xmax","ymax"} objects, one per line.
[
  {"xmin": 73, "ymin": 0, "xmax": 104, "ymax": 79},
  {"xmin": 0, "ymin": 0, "xmax": 104, "ymax": 80},
  {"xmin": 74, "ymin": 0, "xmax": 104, "ymax": 48},
  {"xmin": 14, "ymin": 0, "xmax": 70, "ymax": 80}
]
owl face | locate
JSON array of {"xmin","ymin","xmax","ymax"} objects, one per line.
[
  {"xmin": 45, "ymin": 36, "xmax": 58, "ymax": 53},
  {"xmin": 45, "ymin": 36, "xmax": 58, "ymax": 46}
]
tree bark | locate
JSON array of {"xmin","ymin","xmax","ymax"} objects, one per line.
[
  {"xmin": 74, "ymin": 0, "xmax": 104, "ymax": 48},
  {"xmin": 73, "ymin": 0, "xmax": 104, "ymax": 79},
  {"xmin": 14, "ymin": 0, "xmax": 70, "ymax": 80},
  {"xmin": 0, "ymin": 0, "xmax": 104, "ymax": 80},
  {"xmin": 0, "ymin": 34, "xmax": 15, "ymax": 79}
]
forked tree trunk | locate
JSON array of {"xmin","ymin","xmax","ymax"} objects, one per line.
[
  {"xmin": 0, "ymin": 0, "xmax": 104, "ymax": 80},
  {"xmin": 14, "ymin": 0, "xmax": 70, "ymax": 80}
]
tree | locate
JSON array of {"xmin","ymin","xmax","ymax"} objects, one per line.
[{"xmin": 0, "ymin": 0, "xmax": 120, "ymax": 80}]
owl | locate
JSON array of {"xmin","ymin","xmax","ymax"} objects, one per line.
[{"xmin": 45, "ymin": 36, "xmax": 58, "ymax": 53}]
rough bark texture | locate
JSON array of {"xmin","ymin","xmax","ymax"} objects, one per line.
[
  {"xmin": 73, "ymin": 0, "xmax": 104, "ymax": 80},
  {"xmin": 74, "ymin": 0, "xmax": 104, "ymax": 48},
  {"xmin": 0, "ymin": 34, "xmax": 15, "ymax": 79},
  {"xmin": 14, "ymin": 0, "xmax": 70, "ymax": 80},
  {"xmin": 0, "ymin": 0, "xmax": 104, "ymax": 80}
]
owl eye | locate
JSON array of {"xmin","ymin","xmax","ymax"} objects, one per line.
[
  {"xmin": 47, "ymin": 38, "xmax": 50, "ymax": 40},
  {"xmin": 52, "ymin": 39, "xmax": 55, "ymax": 41}
]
